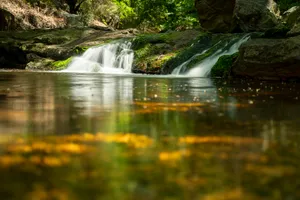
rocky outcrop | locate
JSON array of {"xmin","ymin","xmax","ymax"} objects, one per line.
[
  {"xmin": 283, "ymin": 6, "xmax": 300, "ymax": 27},
  {"xmin": 195, "ymin": 0, "xmax": 280, "ymax": 33},
  {"xmin": 283, "ymin": 6, "xmax": 300, "ymax": 36},
  {"xmin": 234, "ymin": 0, "xmax": 280, "ymax": 32},
  {"xmin": 232, "ymin": 35, "xmax": 300, "ymax": 79},
  {"xmin": 195, "ymin": 0, "xmax": 237, "ymax": 33}
]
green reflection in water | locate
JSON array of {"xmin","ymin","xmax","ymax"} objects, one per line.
[{"xmin": 0, "ymin": 72, "xmax": 300, "ymax": 199}]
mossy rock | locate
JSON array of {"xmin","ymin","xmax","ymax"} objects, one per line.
[
  {"xmin": 26, "ymin": 57, "xmax": 73, "ymax": 70},
  {"xmin": 132, "ymin": 30, "xmax": 203, "ymax": 73},
  {"xmin": 26, "ymin": 58, "xmax": 54, "ymax": 70},
  {"xmin": 133, "ymin": 52, "xmax": 177, "ymax": 74},
  {"xmin": 51, "ymin": 57, "xmax": 73, "ymax": 70},
  {"xmin": 211, "ymin": 53, "xmax": 239, "ymax": 78},
  {"xmin": 34, "ymin": 35, "xmax": 71, "ymax": 45},
  {"xmin": 162, "ymin": 33, "xmax": 242, "ymax": 74}
]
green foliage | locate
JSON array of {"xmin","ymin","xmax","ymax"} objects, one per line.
[
  {"xmin": 276, "ymin": 0, "xmax": 300, "ymax": 11},
  {"xmin": 211, "ymin": 53, "xmax": 239, "ymax": 78},
  {"xmin": 24, "ymin": 0, "xmax": 198, "ymax": 30},
  {"xmin": 130, "ymin": 0, "xmax": 198, "ymax": 30},
  {"xmin": 74, "ymin": 46, "xmax": 88, "ymax": 54},
  {"xmin": 113, "ymin": 0, "xmax": 137, "ymax": 27}
]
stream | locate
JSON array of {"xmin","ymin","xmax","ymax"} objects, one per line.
[{"xmin": 0, "ymin": 71, "xmax": 300, "ymax": 199}]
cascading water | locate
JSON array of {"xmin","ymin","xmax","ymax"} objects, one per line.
[
  {"xmin": 63, "ymin": 41, "xmax": 134, "ymax": 74},
  {"xmin": 63, "ymin": 35, "xmax": 249, "ymax": 76},
  {"xmin": 172, "ymin": 35, "xmax": 250, "ymax": 77}
]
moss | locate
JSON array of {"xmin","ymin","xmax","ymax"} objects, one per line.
[
  {"xmin": 132, "ymin": 30, "xmax": 203, "ymax": 73},
  {"xmin": 132, "ymin": 30, "xmax": 201, "ymax": 50},
  {"xmin": 211, "ymin": 53, "xmax": 239, "ymax": 78},
  {"xmin": 132, "ymin": 33, "xmax": 168, "ymax": 49},
  {"xmin": 51, "ymin": 57, "xmax": 73, "ymax": 70},
  {"xmin": 74, "ymin": 46, "xmax": 89, "ymax": 54},
  {"xmin": 135, "ymin": 53, "xmax": 177, "ymax": 74}
]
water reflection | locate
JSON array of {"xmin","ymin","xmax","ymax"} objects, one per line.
[
  {"xmin": 69, "ymin": 76, "xmax": 134, "ymax": 110},
  {"xmin": 0, "ymin": 72, "xmax": 300, "ymax": 199}
]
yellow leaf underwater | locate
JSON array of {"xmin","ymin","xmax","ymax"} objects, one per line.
[
  {"xmin": 62, "ymin": 133, "xmax": 153, "ymax": 148},
  {"xmin": 134, "ymin": 102, "xmax": 204, "ymax": 108},
  {"xmin": 179, "ymin": 136, "xmax": 262, "ymax": 145},
  {"xmin": 159, "ymin": 150, "xmax": 191, "ymax": 162}
]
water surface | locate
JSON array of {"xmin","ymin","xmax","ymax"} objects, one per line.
[{"xmin": 0, "ymin": 72, "xmax": 300, "ymax": 199}]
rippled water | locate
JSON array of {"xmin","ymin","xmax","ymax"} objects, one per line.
[{"xmin": 0, "ymin": 72, "xmax": 300, "ymax": 199}]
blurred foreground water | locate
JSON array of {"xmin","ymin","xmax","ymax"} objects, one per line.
[{"xmin": 0, "ymin": 72, "xmax": 299, "ymax": 199}]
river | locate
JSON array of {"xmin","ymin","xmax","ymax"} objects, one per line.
[{"xmin": 0, "ymin": 71, "xmax": 300, "ymax": 199}]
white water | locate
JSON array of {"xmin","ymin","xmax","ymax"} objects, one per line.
[
  {"xmin": 172, "ymin": 35, "xmax": 250, "ymax": 77},
  {"xmin": 63, "ymin": 35, "xmax": 249, "ymax": 77},
  {"xmin": 171, "ymin": 49, "xmax": 208, "ymax": 75},
  {"xmin": 63, "ymin": 41, "xmax": 134, "ymax": 74}
]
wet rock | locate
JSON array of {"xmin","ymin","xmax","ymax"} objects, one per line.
[
  {"xmin": 211, "ymin": 53, "xmax": 239, "ymax": 78},
  {"xmin": 232, "ymin": 35, "xmax": 300, "ymax": 79}
]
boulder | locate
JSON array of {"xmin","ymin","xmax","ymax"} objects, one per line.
[
  {"xmin": 288, "ymin": 18, "xmax": 300, "ymax": 36},
  {"xmin": 232, "ymin": 35, "xmax": 300, "ymax": 79},
  {"xmin": 195, "ymin": 0, "xmax": 280, "ymax": 33},
  {"xmin": 234, "ymin": 0, "xmax": 280, "ymax": 32},
  {"xmin": 283, "ymin": 6, "xmax": 300, "ymax": 27},
  {"xmin": 283, "ymin": 6, "xmax": 300, "ymax": 36},
  {"xmin": 195, "ymin": 0, "xmax": 237, "ymax": 33}
]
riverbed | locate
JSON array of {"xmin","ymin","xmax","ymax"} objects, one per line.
[{"xmin": 0, "ymin": 71, "xmax": 299, "ymax": 199}]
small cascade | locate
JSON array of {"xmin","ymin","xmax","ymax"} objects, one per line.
[
  {"xmin": 172, "ymin": 49, "xmax": 208, "ymax": 75},
  {"xmin": 63, "ymin": 41, "xmax": 134, "ymax": 74},
  {"xmin": 172, "ymin": 35, "xmax": 250, "ymax": 77}
]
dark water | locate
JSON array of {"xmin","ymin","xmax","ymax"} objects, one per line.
[{"xmin": 0, "ymin": 72, "xmax": 300, "ymax": 199}]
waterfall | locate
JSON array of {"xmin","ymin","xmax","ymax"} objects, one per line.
[
  {"xmin": 171, "ymin": 49, "xmax": 208, "ymax": 75},
  {"xmin": 172, "ymin": 35, "xmax": 250, "ymax": 77},
  {"xmin": 63, "ymin": 41, "xmax": 134, "ymax": 74},
  {"xmin": 63, "ymin": 35, "xmax": 249, "ymax": 76}
]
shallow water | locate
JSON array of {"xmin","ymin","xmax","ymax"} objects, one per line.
[{"xmin": 0, "ymin": 72, "xmax": 300, "ymax": 199}]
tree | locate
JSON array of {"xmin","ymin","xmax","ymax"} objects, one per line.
[{"xmin": 65, "ymin": 0, "xmax": 86, "ymax": 14}]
